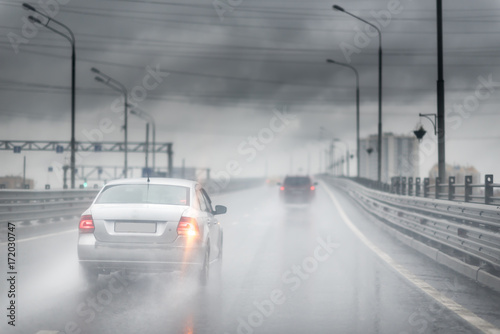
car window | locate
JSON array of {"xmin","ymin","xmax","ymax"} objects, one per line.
[
  {"xmin": 96, "ymin": 184, "xmax": 190, "ymax": 205},
  {"xmin": 196, "ymin": 190, "xmax": 209, "ymax": 212},
  {"xmin": 284, "ymin": 177, "xmax": 311, "ymax": 186},
  {"xmin": 201, "ymin": 189, "xmax": 214, "ymax": 213}
]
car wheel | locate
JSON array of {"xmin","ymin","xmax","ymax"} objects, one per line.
[{"xmin": 199, "ymin": 250, "xmax": 209, "ymax": 286}]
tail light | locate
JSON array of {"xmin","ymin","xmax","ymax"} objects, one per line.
[
  {"xmin": 79, "ymin": 215, "xmax": 95, "ymax": 233},
  {"xmin": 310, "ymin": 186, "xmax": 315, "ymax": 191},
  {"xmin": 280, "ymin": 186, "xmax": 285, "ymax": 191},
  {"xmin": 177, "ymin": 217, "xmax": 199, "ymax": 236}
]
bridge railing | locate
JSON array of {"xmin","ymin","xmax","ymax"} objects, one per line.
[
  {"xmin": 0, "ymin": 189, "xmax": 99, "ymax": 225},
  {"xmin": 0, "ymin": 178, "xmax": 265, "ymax": 226},
  {"xmin": 324, "ymin": 175, "xmax": 500, "ymax": 275},
  {"xmin": 389, "ymin": 174, "xmax": 500, "ymax": 205}
]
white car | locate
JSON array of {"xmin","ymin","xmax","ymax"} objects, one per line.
[{"xmin": 77, "ymin": 178, "xmax": 226, "ymax": 285}]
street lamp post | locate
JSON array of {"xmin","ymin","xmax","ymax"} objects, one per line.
[
  {"xmin": 91, "ymin": 68, "xmax": 128, "ymax": 178},
  {"xmin": 23, "ymin": 3, "xmax": 76, "ymax": 189},
  {"xmin": 128, "ymin": 106, "xmax": 156, "ymax": 174},
  {"xmin": 436, "ymin": 0, "xmax": 446, "ymax": 183},
  {"xmin": 130, "ymin": 109, "xmax": 154, "ymax": 174},
  {"xmin": 333, "ymin": 4, "xmax": 382, "ymax": 183},
  {"xmin": 326, "ymin": 59, "xmax": 359, "ymax": 178}
]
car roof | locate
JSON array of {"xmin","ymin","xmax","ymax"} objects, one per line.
[{"xmin": 104, "ymin": 178, "xmax": 198, "ymax": 188}]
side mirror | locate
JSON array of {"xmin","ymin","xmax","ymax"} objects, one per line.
[
  {"xmin": 276, "ymin": 182, "xmax": 281, "ymax": 186},
  {"xmin": 213, "ymin": 205, "xmax": 227, "ymax": 215}
]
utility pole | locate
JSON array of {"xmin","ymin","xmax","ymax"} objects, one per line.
[{"xmin": 436, "ymin": 0, "xmax": 446, "ymax": 184}]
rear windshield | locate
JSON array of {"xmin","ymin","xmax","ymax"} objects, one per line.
[
  {"xmin": 284, "ymin": 177, "xmax": 311, "ymax": 186},
  {"xmin": 95, "ymin": 184, "xmax": 190, "ymax": 205}
]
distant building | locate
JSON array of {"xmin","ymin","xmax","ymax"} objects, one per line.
[
  {"xmin": 0, "ymin": 176, "xmax": 34, "ymax": 189},
  {"xmin": 359, "ymin": 132, "xmax": 419, "ymax": 183}
]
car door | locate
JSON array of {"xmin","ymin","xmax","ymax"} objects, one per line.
[{"xmin": 201, "ymin": 188, "xmax": 220, "ymax": 262}]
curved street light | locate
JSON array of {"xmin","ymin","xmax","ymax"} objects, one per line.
[
  {"xmin": 326, "ymin": 59, "xmax": 360, "ymax": 178},
  {"xmin": 333, "ymin": 4, "xmax": 383, "ymax": 183},
  {"xmin": 23, "ymin": 3, "xmax": 76, "ymax": 189},
  {"xmin": 91, "ymin": 67, "xmax": 129, "ymax": 178},
  {"xmin": 129, "ymin": 106, "xmax": 156, "ymax": 174}
]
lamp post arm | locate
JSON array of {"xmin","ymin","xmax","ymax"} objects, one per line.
[
  {"xmin": 48, "ymin": 18, "xmax": 75, "ymax": 44},
  {"xmin": 342, "ymin": 10, "xmax": 381, "ymax": 41},
  {"xmin": 129, "ymin": 106, "xmax": 156, "ymax": 172},
  {"xmin": 97, "ymin": 73, "xmax": 127, "ymax": 96},
  {"xmin": 27, "ymin": 7, "xmax": 75, "ymax": 44},
  {"xmin": 327, "ymin": 60, "xmax": 359, "ymax": 86},
  {"xmin": 93, "ymin": 71, "xmax": 128, "ymax": 177},
  {"xmin": 100, "ymin": 79, "xmax": 125, "ymax": 97},
  {"xmin": 45, "ymin": 16, "xmax": 75, "ymax": 44},
  {"xmin": 419, "ymin": 113, "xmax": 437, "ymax": 135},
  {"xmin": 40, "ymin": 22, "xmax": 72, "ymax": 45}
]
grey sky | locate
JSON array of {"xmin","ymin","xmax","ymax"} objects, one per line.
[{"xmin": 1, "ymin": 0, "xmax": 500, "ymax": 188}]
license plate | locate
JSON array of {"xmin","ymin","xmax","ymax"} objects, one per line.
[{"xmin": 114, "ymin": 222, "xmax": 156, "ymax": 233}]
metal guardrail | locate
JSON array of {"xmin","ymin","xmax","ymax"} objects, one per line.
[
  {"xmin": 0, "ymin": 178, "xmax": 265, "ymax": 226},
  {"xmin": 325, "ymin": 176, "xmax": 500, "ymax": 272},
  {"xmin": 0, "ymin": 189, "xmax": 99, "ymax": 225},
  {"xmin": 390, "ymin": 174, "xmax": 500, "ymax": 205}
]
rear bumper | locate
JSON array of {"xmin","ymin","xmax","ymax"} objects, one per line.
[
  {"xmin": 281, "ymin": 191, "xmax": 314, "ymax": 203},
  {"xmin": 78, "ymin": 233, "xmax": 206, "ymax": 273}
]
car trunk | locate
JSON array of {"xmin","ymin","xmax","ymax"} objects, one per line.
[{"xmin": 90, "ymin": 204, "xmax": 186, "ymax": 243}]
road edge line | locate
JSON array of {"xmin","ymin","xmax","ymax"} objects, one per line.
[
  {"xmin": 0, "ymin": 228, "xmax": 76, "ymax": 245},
  {"xmin": 321, "ymin": 181, "xmax": 500, "ymax": 334}
]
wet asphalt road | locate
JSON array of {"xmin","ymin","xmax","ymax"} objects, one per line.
[{"xmin": 2, "ymin": 183, "xmax": 500, "ymax": 334}]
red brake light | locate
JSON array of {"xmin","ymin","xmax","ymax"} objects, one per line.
[
  {"xmin": 280, "ymin": 186, "xmax": 285, "ymax": 191},
  {"xmin": 310, "ymin": 186, "xmax": 315, "ymax": 191},
  {"xmin": 79, "ymin": 214, "xmax": 94, "ymax": 233},
  {"xmin": 177, "ymin": 217, "xmax": 199, "ymax": 236}
]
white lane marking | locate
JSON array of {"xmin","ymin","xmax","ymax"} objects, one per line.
[
  {"xmin": 0, "ymin": 228, "xmax": 76, "ymax": 245},
  {"xmin": 321, "ymin": 181, "xmax": 500, "ymax": 334}
]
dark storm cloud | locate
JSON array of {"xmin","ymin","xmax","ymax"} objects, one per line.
[
  {"xmin": 3, "ymin": 0, "xmax": 498, "ymax": 116},
  {"xmin": 0, "ymin": 0, "xmax": 431, "ymax": 116}
]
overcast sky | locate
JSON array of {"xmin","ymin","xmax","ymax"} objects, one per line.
[{"xmin": 1, "ymin": 0, "xmax": 500, "ymax": 188}]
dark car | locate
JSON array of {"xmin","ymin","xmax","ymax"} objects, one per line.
[{"xmin": 278, "ymin": 176, "xmax": 317, "ymax": 204}]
